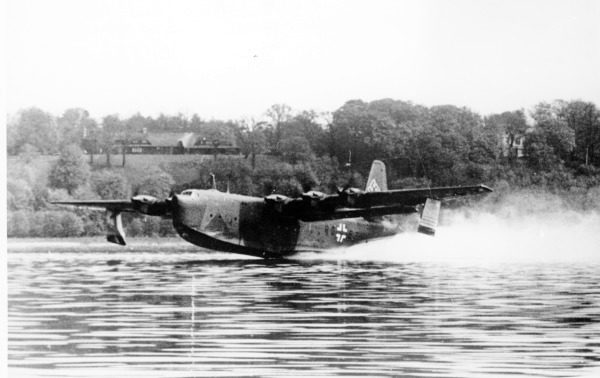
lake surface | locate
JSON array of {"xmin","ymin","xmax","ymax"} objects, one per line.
[{"xmin": 7, "ymin": 237, "xmax": 600, "ymax": 378}]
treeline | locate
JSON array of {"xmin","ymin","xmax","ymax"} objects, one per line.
[
  {"xmin": 8, "ymin": 145, "xmax": 178, "ymax": 237},
  {"xmin": 7, "ymin": 99, "xmax": 600, "ymax": 238}
]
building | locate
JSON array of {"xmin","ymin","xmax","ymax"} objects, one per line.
[
  {"xmin": 83, "ymin": 130, "xmax": 240, "ymax": 155},
  {"xmin": 501, "ymin": 134, "xmax": 526, "ymax": 158}
]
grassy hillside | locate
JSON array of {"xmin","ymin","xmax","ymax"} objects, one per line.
[
  {"xmin": 8, "ymin": 153, "xmax": 243, "ymax": 189},
  {"xmin": 91, "ymin": 153, "xmax": 217, "ymax": 187}
]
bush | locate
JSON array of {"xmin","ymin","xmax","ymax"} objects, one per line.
[
  {"xmin": 292, "ymin": 164, "xmax": 319, "ymax": 192},
  {"xmin": 584, "ymin": 186, "xmax": 600, "ymax": 211},
  {"xmin": 7, "ymin": 210, "xmax": 32, "ymax": 237},
  {"xmin": 136, "ymin": 168, "xmax": 175, "ymax": 198},
  {"xmin": 7, "ymin": 161, "xmax": 37, "ymax": 185},
  {"xmin": 83, "ymin": 211, "xmax": 106, "ymax": 236},
  {"xmin": 40, "ymin": 211, "xmax": 64, "ymax": 237},
  {"xmin": 187, "ymin": 156, "xmax": 255, "ymax": 194},
  {"xmin": 18, "ymin": 143, "xmax": 41, "ymax": 164},
  {"xmin": 92, "ymin": 170, "xmax": 130, "ymax": 199},
  {"xmin": 48, "ymin": 144, "xmax": 90, "ymax": 194},
  {"xmin": 142, "ymin": 217, "xmax": 162, "ymax": 236},
  {"xmin": 159, "ymin": 219, "xmax": 175, "ymax": 236},
  {"xmin": 127, "ymin": 218, "xmax": 145, "ymax": 237},
  {"xmin": 60, "ymin": 212, "xmax": 85, "ymax": 236},
  {"xmin": 390, "ymin": 176, "xmax": 432, "ymax": 189},
  {"xmin": 279, "ymin": 136, "xmax": 314, "ymax": 164},
  {"xmin": 7, "ymin": 178, "xmax": 34, "ymax": 210},
  {"xmin": 28, "ymin": 210, "xmax": 86, "ymax": 237},
  {"xmin": 47, "ymin": 188, "xmax": 71, "ymax": 202}
]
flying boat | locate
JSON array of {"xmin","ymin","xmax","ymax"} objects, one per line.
[{"xmin": 53, "ymin": 160, "xmax": 492, "ymax": 258}]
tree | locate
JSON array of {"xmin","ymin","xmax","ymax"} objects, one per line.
[
  {"xmin": 60, "ymin": 212, "xmax": 85, "ymax": 236},
  {"xmin": 284, "ymin": 110, "xmax": 329, "ymax": 156},
  {"xmin": 530, "ymin": 102, "xmax": 575, "ymax": 164},
  {"xmin": 485, "ymin": 110, "xmax": 528, "ymax": 161},
  {"xmin": 40, "ymin": 211, "xmax": 64, "ymax": 237},
  {"xmin": 92, "ymin": 170, "xmax": 130, "ymax": 199},
  {"xmin": 524, "ymin": 129, "xmax": 558, "ymax": 171},
  {"xmin": 48, "ymin": 144, "xmax": 91, "ymax": 194},
  {"xmin": 142, "ymin": 217, "xmax": 162, "ymax": 236},
  {"xmin": 123, "ymin": 113, "xmax": 148, "ymax": 166},
  {"xmin": 279, "ymin": 136, "xmax": 314, "ymax": 164},
  {"xmin": 329, "ymin": 99, "xmax": 422, "ymax": 173},
  {"xmin": 127, "ymin": 218, "xmax": 145, "ymax": 236},
  {"xmin": 7, "ymin": 211, "xmax": 32, "ymax": 237},
  {"xmin": 330, "ymin": 100, "xmax": 383, "ymax": 165},
  {"xmin": 46, "ymin": 188, "xmax": 72, "ymax": 203},
  {"xmin": 405, "ymin": 105, "xmax": 485, "ymax": 185},
  {"xmin": 190, "ymin": 113, "xmax": 203, "ymax": 130},
  {"xmin": 265, "ymin": 103, "xmax": 293, "ymax": 153},
  {"xmin": 17, "ymin": 143, "xmax": 41, "ymax": 164},
  {"xmin": 100, "ymin": 115, "xmax": 122, "ymax": 167},
  {"xmin": 57, "ymin": 108, "xmax": 96, "ymax": 150},
  {"xmin": 7, "ymin": 178, "xmax": 34, "ymax": 210},
  {"xmin": 7, "ymin": 107, "xmax": 58, "ymax": 155},
  {"xmin": 196, "ymin": 120, "xmax": 237, "ymax": 159},
  {"xmin": 237, "ymin": 120, "xmax": 267, "ymax": 169},
  {"xmin": 136, "ymin": 168, "xmax": 175, "ymax": 198},
  {"xmin": 560, "ymin": 101, "xmax": 600, "ymax": 167},
  {"xmin": 35, "ymin": 210, "xmax": 83, "ymax": 237}
]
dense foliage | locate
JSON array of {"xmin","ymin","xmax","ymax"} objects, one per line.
[{"xmin": 7, "ymin": 98, "xmax": 600, "ymax": 238}]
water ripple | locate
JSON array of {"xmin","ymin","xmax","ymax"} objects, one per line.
[{"xmin": 8, "ymin": 251, "xmax": 600, "ymax": 377}]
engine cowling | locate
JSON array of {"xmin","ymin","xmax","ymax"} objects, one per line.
[
  {"xmin": 340, "ymin": 187, "xmax": 363, "ymax": 207},
  {"xmin": 131, "ymin": 194, "xmax": 169, "ymax": 215},
  {"xmin": 264, "ymin": 194, "xmax": 290, "ymax": 213},
  {"xmin": 301, "ymin": 190, "xmax": 326, "ymax": 208}
]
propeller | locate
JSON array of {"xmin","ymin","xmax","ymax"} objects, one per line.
[
  {"xmin": 264, "ymin": 194, "xmax": 291, "ymax": 213},
  {"xmin": 337, "ymin": 185, "xmax": 364, "ymax": 207},
  {"xmin": 131, "ymin": 194, "xmax": 176, "ymax": 217},
  {"xmin": 301, "ymin": 190, "xmax": 326, "ymax": 208}
]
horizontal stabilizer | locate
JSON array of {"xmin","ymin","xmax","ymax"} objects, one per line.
[{"xmin": 418, "ymin": 198, "xmax": 441, "ymax": 236}]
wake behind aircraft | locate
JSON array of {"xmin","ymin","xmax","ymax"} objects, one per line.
[{"xmin": 53, "ymin": 160, "xmax": 492, "ymax": 258}]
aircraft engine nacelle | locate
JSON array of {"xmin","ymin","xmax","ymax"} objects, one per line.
[
  {"xmin": 301, "ymin": 190, "xmax": 326, "ymax": 208},
  {"xmin": 131, "ymin": 194, "xmax": 168, "ymax": 216},
  {"xmin": 264, "ymin": 194, "xmax": 290, "ymax": 214},
  {"xmin": 340, "ymin": 187, "xmax": 364, "ymax": 207}
]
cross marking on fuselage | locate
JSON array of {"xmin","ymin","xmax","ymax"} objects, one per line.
[{"xmin": 336, "ymin": 223, "xmax": 348, "ymax": 243}]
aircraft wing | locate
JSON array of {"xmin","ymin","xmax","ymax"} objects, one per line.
[
  {"xmin": 298, "ymin": 204, "xmax": 419, "ymax": 221},
  {"xmin": 352, "ymin": 184, "xmax": 493, "ymax": 208},
  {"xmin": 268, "ymin": 184, "xmax": 492, "ymax": 222},
  {"xmin": 50, "ymin": 200, "xmax": 136, "ymax": 212},
  {"xmin": 51, "ymin": 195, "xmax": 172, "ymax": 246}
]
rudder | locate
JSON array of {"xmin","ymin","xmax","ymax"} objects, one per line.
[{"xmin": 365, "ymin": 160, "xmax": 387, "ymax": 192}]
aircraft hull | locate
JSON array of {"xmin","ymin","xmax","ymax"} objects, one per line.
[
  {"xmin": 173, "ymin": 222, "xmax": 281, "ymax": 258},
  {"xmin": 172, "ymin": 217, "xmax": 399, "ymax": 259}
]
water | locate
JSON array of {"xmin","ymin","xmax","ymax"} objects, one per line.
[{"xmin": 7, "ymin": 213, "xmax": 600, "ymax": 377}]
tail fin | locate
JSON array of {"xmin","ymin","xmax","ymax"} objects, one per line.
[{"xmin": 365, "ymin": 160, "xmax": 387, "ymax": 192}]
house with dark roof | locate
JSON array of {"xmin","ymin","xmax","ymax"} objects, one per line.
[{"xmin": 103, "ymin": 131, "xmax": 239, "ymax": 155}]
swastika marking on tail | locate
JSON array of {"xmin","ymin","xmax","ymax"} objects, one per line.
[{"xmin": 366, "ymin": 179, "xmax": 380, "ymax": 192}]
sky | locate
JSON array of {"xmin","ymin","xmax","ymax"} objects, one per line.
[{"xmin": 5, "ymin": 0, "xmax": 600, "ymax": 120}]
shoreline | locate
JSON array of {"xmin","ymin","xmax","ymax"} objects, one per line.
[{"xmin": 6, "ymin": 237, "xmax": 201, "ymax": 253}]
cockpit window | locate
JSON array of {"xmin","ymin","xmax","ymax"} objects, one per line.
[{"xmin": 181, "ymin": 190, "xmax": 192, "ymax": 196}]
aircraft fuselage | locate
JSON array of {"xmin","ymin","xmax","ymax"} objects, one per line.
[{"xmin": 172, "ymin": 189, "xmax": 398, "ymax": 258}]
